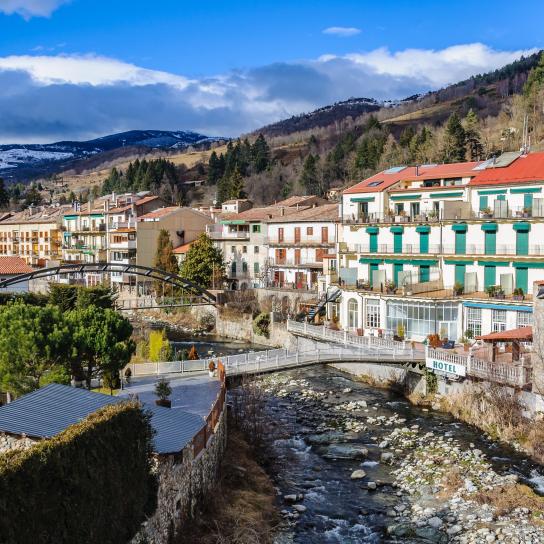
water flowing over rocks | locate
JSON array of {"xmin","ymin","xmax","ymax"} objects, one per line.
[{"xmin": 253, "ymin": 367, "xmax": 544, "ymax": 543}]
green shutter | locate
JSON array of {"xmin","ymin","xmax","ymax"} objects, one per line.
[
  {"xmin": 484, "ymin": 231, "xmax": 496, "ymax": 255},
  {"xmin": 516, "ymin": 231, "xmax": 529, "ymax": 256},
  {"xmin": 484, "ymin": 265, "xmax": 496, "ymax": 289},
  {"xmin": 369, "ymin": 263, "xmax": 379, "ymax": 287},
  {"xmin": 231, "ymin": 262, "xmax": 237, "ymax": 276},
  {"xmin": 455, "ymin": 264, "xmax": 466, "ymax": 286},
  {"xmin": 479, "ymin": 195, "xmax": 488, "ymax": 210},
  {"xmin": 369, "ymin": 233, "xmax": 378, "ymax": 253},
  {"xmin": 524, "ymin": 193, "xmax": 534, "ymax": 210},
  {"xmin": 455, "ymin": 231, "xmax": 466, "ymax": 254},
  {"xmin": 254, "ymin": 262, "xmax": 260, "ymax": 273},
  {"xmin": 393, "ymin": 263, "xmax": 403, "ymax": 286},
  {"xmin": 419, "ymin": 232, "xmax": 429, "ymax": 254},
  {"xmin": 419, "ymin": 265, "xmax": 430, "ymax": 282},
  {"xmin": 393, "ymin": 233, "xmax": 403, "ymax": 253},
  {"xmin": 515, "ymin": 267, "xmax": 528, "ymax": 294}
]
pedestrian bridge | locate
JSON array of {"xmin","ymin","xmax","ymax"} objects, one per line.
[{"xmin": 128, "ymin": 321, "xmax": 424, "ymax": 379}]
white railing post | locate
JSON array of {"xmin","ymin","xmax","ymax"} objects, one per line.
[{"xmin": 156, "ymin": 361, "xmax": 159, "ymax": 375}]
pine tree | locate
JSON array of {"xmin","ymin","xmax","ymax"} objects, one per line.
[
  {"xmin": 229, "ymin": 167, "xmax": 245, "ymax": 199},
  {"xmin": 0, "ymin": 179, "xmax": 9, "ymax": 209},
  {"xmin": 441, "ymin": 113, "xmax": 466, "ymax": 162},
  {"xmin": 464, "ymin": 109, "xmax": 484, "ymax": 161},
  {"xmin": 216, "ymin": 175, "xmax": 231, "ymax": 205},
  {"xmin": 251, "ymin": 133, "xmax": 271, "ymax": 173},
  {"xmin": 207, "ymin": 151, "xmax": 224, "ymax": 185},
  {"xmin": 299, "ymin": 154, "xmax": 321, "ymax": 196},
  {"xmin": 153, "ymin": 229, "xmax": 179, "ymax": 295}
]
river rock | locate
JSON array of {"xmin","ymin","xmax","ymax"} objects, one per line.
[
  {"xmin": 367, "ymin": 481, "xmax": 377, "ymax": 490},
  {"xmin": 414, "ymin": 527, "xmax": 448, "ymax": 543},
  {"xmin": 381, "ymin": 452, "xmax": 394, "ymax": 463},
  {"xmin": 350, "ymin": 469, "xmax": 366, "ymax": 479},
  {"xmin": 320, "ymin": 444, "xmax": 369, "ymax": 459},
  {"xmin": 387, "ymin": 523, "xmax": 416, "ymax": 538},
  {"xmin": 427, "ymin": 516, "xmax": 443, "ymax": 528},
  {"xmin": 292, "ymin": 504, "xmax": 307, "ymax": 513}
]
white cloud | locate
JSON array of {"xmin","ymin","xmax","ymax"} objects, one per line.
[
  {"xmin": 0, "ymin": 43, "xmax": 536, "ymax": 142},
  {"xmin": 0, "ymin": 0, "xmax": 70, "ymax": 18},
  {"xmin": 323, "ymin": 26, "xmax": 361, "ymax": 37}
]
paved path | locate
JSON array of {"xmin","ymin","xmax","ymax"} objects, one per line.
[{"xmin": 119, "ymin": 373, "xmax": 220, "ymax": 418}]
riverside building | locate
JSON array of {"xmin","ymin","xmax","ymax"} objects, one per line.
[{"xmin": 329, "ymin": 151, "xmax": 544, "ymax": 341}]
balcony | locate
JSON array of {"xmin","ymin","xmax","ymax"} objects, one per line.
[
  {"xmin": 345, "ymin": 243, "xmax": 544, "ymax": 257},
  {"xmin": 269, "ymin": 258, "xmax": 324, "ymax": 269},
  {"xmin": 343, "ymin": 212, "xmax": 441, "ymax": 225},
  {"xmin": 110, "ymin": 220, "xmax": 136, "ymax": 230},
  {"xmin": 207, "ymin": 229, "xmax": 250, "ymax": 240},
  {"xmin": 267, "ymin": 237, "xmax": 334, "ymax": 247}
]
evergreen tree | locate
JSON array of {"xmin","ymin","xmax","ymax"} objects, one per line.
[
  {"xmin": 153, "ymin": 229, "xmax": 179, "ymax": 295},
  {"xmin": 251, "ymin": 133, "xmax": 271, "ymax": 173},
  {"xmin": 229, "ymin": 167, "xmax": 245, "ymax": 199},
  {"xmin": 441, "ymin": 113, "xmax": 466, "ymax": 162},
  {"xmin": 180, "ymin": 233, "xmax": 225, "ymax": 289},
  {"xmin": 464, "ymin": 109, "xmax": 484, "ymax": 160},
  {"xmin": 207, "ymin": 151, "xmax": 224, "ymax": 185},
  {"xmin": 0, "ymin": 178, "xmax": 9, "ymax": 209},
  {"xmin": 216, "ymin": 175, "xmax": 231, "ymax": 205},
  {"xmin": 299, "ymin": 154, "xmax": 321, "ymax": 196}
]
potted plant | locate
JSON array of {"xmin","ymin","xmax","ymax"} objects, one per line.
[
  {"xmin": 481, "ymin": 207, "xmax": 493, "ymax": 219},
  {"xmin": 385, "ymin": 280, "xmax": 396, "ymax": 294},
  {"xmin": 208, "ymin": 360, "xmax": 216, "ymax": 377},
  {"xmin": 427, "ymin": 333, "xmax": 441, "ymax": 348},
  {"xmin": 523, "ymin": 207, "xmax": 531, "ymax": 218},
  {"xmin": 494, "ymin": 286, "xmax": 505, "ymax": 299},
  {"xmin": 154, "ymin": 378, "xmax": 172, "ymax": 408},
  {"xmin": 513, "ymin": 287, "xmax": 525, "ymax": 301},
  {"xmin": 453, "ymin": 282, "xmax": 464, "ymax": 296},
  {"xmin": 486, "ymin": 285, "xmax": 497, "ymax": 298},
  {"xmin": 359, "ymin": 280, "xmax": 371, "ymax": 291},
  {"xmin": 428, "ymin": 210, "xmax": 438, "ymax": 221},
  {"xmin": 394, "ymin": 323, "xmax": 405, "ymax": 342}
]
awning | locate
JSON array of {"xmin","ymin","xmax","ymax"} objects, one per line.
[
  {"xmin": 510, "ymin": 187, "xmax": 542, "ymax": 194},
  {"xmin": 481, "ymin": 222, "xmax": 498, "ymax": 232},
  {"xmin": 477, "ymin": 189, "xmax": 507, "ymax": 195},
  {"xmin": 365, "ymin": 226, "xmax": 379, "ymax": 234},
  {"xmin": 451, "ymin": 223, "xmax": 468, "ymax": 232},
  {"xmin": 430, "ymin": 192, "xmax": 464, "ymax": 198},
  {"xmin": 415, "ymin": 225, "xmax": 431, "ymax": 233},
  {"xmin": 476, "ymin": 326, "xmax": 532, "ymax": 342},
  {"xmin": 513, "ymin": 222, "xmax": 531, "ymax": 232},
  {"xmin": 390, "ymin": 226, "xmax": 404, "ymax": 234},
  {"xmin": 350, "ymin": 197, "xmax": 375, "ymax": 203},
  {"xmin": 390, "ymin": 194, "xmax": 421, "ymax": 201},
  {"xmin": 359, "ymin": 258, "xmax": 383, "ymax": 265},
  {"xmin": 463, "ymin": 301, "xmax": 532, "ymax": 313}
]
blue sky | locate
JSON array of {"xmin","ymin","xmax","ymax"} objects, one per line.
[{"xmin": 0, "ymin": 0, "xmax": 542, "ymax": 142}]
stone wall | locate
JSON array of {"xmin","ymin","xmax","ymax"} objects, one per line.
[
  {"xmin": 133, "ymin": 410, "xmax": 227, "ymax": 544},
  {"xmin": 0, "ymin": 433, "xmax": 36, "ymax": 453}
]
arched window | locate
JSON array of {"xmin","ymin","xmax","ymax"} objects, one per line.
[{"xmin": 348, "ymin": 298, "xmax": 359, "ymax": 329}]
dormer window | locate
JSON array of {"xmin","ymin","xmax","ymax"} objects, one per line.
[{"xmin": 367, "ymin": 181, "xmax": 383, "ymax": 187}]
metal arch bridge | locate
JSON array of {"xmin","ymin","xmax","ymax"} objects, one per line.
[{"xmin": 0, "ymin": 263, "xmax": 217, "ymax": 305}]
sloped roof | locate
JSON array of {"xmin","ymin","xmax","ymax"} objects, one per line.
[
  {"xmin": 469, "ymin": 152, "xmax": 544, "ymax": 187},
  {"xmin": 0, "ymin": 383, "xmax": 206, "ymax": 455},
  {"xmin": 0, "ymin": 257, "xmax": 34, "ymax": 275},
  {"xmin": 173, "ymin": 241, "xmax": 193, "ymax": 254},
  {"xmin": 274, "ymin": 195, "xmax": 327, "ymax": 207},
  {"xmin": 1, "ymin": 205, "xmax": 71, "ymax": 225},
  {"xmin": 109, "ymin": 195, "xmax": 162, "ymax": 214},
  {"xmin": 137, "ymin": 206, "xmax": 180, "ymax": 220},
  {"xmin": 267, "ymin": 203, "xmax": 339, "ymax": 223},
  {"xmin": 344, "ymin": 162, "xmax": 482, "ymax": 195},
  {"xmin": 476, "ymin": 326, "xmax": 533, "ymax": 342}
]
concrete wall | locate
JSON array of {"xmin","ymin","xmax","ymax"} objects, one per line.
[{"xmin": 133, "ymin": 410, "xmax": 227, "ymax": 544}]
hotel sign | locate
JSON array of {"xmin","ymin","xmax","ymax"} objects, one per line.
[{"xmin": 425, "ymin": 357, "xmax": 466, "ymax": 377}]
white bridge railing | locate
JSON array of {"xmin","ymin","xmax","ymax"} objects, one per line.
[
  {"xmin": 129, "ymin": 343, "xmax": 419, "ymax": 378},
  {"xmin": 286, "ymin": 320, "xmax": 422, "ymax": 355}
]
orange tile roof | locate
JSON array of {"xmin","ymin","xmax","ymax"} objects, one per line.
[
  {"xmin": 0, "ymin": 257, "xmax": 34, "ymax": 275},
  {"xmin": 344, "ymin": 162, "xmax": 482, "ymax": 195},
  {"xmin": 109, "ymin": 195, "xmax": 161, "ymax": 214},
  {"xmin": 267, "ymin": 203, "xmax": 339, "ymax": 222},
  {"xmin": 476, "ymin": 326, "xmax": 533, "ymax": 342},
  {"xmin": 137, "ymin": 207, "xmax": 180, "ymax": 220},
  {"xmin": 469, "ymin": 152, "xmax": 544, "ymax": 187},
  {"xmin": 173, "ymin": 242, "xmax": 193, "ymax": 254}
]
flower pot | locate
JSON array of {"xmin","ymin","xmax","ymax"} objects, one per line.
[{"xmin": 155, "ymin": 399, "xmax": 171, "ymax": 408}]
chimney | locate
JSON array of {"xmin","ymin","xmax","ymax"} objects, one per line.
[
  {"xmin": 415, "ymin": 165, "xmax": 420, "ymax": 176},
  {"xmin": 280, "ymin": 206, "xmax": 285, "ymax": 216}
]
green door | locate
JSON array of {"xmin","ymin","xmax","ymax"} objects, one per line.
[
  {"xmin": 484, "ymin": 231, "xmax": 496, "ymax": 255},
  {"xmin": 455, "ymin": 231, "xmax": 466, "ymax": 254},
  {"xmin": 479, "ymin": 195, "xmax": 488, "ymax": 211},
  {"xmin": 455, "ymin": 264, "xmax": 466, "ymax": 286},
  {"xmin": 393, "ymin": 233, "xmax": 403, "ymax": 253},
  {"xmin": 369, "ymin": 233, "xmax": 378, "ymax": 253},
  {"xmin": 515, "ymin": 267, "xmax": 528, "ymax": 294},
  {"xmin": 369, "ymin": 263, "xmax": 378, "ymax": 286},
  {"xmin": 484, "ymin": 265, "xmax": 496, "ymax": 289},
  {"xmin": 524, "ymin": 193, "xmax": 533, "ymax": 211},
  {"xmin": 419, "ymin": 265, "xmax": 430, "ymax": 282},
  {"xmin": 419, "ymin": 232, "xmax": 429, "ymax": 254},
  {"xmin": 393, "ymin": 263, "xmax": 403, "ymax": 286},
  {"xmin": 516, "ymin": 231, "xmax": 529, "ymax": 256}
]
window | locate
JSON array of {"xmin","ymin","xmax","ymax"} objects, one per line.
[
  {"xmin": 231, "ymin": 246, "xmax": 236, "ymax": 253},
  {"xmin": 242, "ymin": 246, "xmax": 247, "ymax": 253},
  {"xmin": 252, "ymin": 224, "xmax": 261, "ymax": 233},
  {"xmin": 307, "ymin": 227, "xmax": 313, "ymax": 235},
  {"xmin": 492, "ymin": 309, "xmax": 507, "ymax": 333},
  {"xmin": 368, "ymin": 181, "xmax": 383, "ymax": 187},
  {"xmin": 366, "ymin": 299, "xmax": 380, "ymax": 329},
  {"xmin": 347, "ymin": 299, "xmax": 359, "ymax": 329},
  {"xmin": 254, "ymin": 262, "xmax": 260, "ymax": 274},
  {"xmin": 517, "ymin": 311, "xmax": 533, "ymax": 328},
  {"xmin": 254, "ymin": 246, "xmax": 259, "ymax": 254},
  {"xmin": 242, "ymin": 262, "xmax": 248, "ymax": 273},
  {"xmin": 466, "ymin": 307, "xmax": 482, "ymax": 337},
  {"xmin": 321, "ymin": 227, "xmax": 329, "ymax": 243},
  {"xmin": 278, "ymin": 228, "xmax": 284, "ymax": 243}
]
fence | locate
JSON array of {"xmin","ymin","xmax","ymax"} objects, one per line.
[{"xmin": 426, "ymin": 346, "xmax": 532, "ymax": 388}]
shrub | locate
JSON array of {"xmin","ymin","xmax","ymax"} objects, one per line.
[
  {"xmin": 155, "ymin": 378, "xmax": 172, "ymax": 401},
  {"xmin": 0, "ymin": 401, "xmax": 157, "ymax": 543},
  {"xmin": 252, "ymin": 312, "xmax": 270, "ymax": 338},
  {"xmin": 0, "ymin": 292, "xmax": 49, "ymax": 306}
]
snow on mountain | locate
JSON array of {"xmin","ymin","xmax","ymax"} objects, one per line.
[{"xmin": 0, "ymin": 148, "xmax": 74, "ymax": 170}]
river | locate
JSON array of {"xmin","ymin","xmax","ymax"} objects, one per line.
[{"xmin": 253, "ymin": 365, "xmax": 544, "ymax": 544}]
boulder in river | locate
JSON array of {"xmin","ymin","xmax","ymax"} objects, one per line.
[
  {"xmin": 320, "ymin": 444, "xmax": 369, "ymax": 459},
  {"xmin": 350, "ymin": 469, "xmax": 366, "ymax": 479}
]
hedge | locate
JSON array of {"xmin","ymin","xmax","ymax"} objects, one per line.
[
  {"xmin": 0, "ymin": 401, "xmax": 157, "ymax": 543},
  {"xmin": 0, "ymin": 291, "xmax": 49, "ymax": 307}
]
